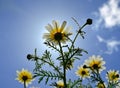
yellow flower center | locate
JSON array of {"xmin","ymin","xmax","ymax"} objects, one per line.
[
  {"xmin": 54, "ymin": 32, "xmax": 63, "ymax": 41},
  {"xmin": 22, "ymin": 76, "xmax": 28, "ymax": 81}
]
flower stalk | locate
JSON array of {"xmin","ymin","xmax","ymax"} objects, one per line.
[
  {"xmin": 58, "ymin": 41, "xmax": 67, "ymax": 88},
  {"xmin": 24, "ymin": 81, "xmax": 26, "ymax": 88},
  {"xmin": 71, "ymin": 18, "xmax": 92, "ymax": 49}
]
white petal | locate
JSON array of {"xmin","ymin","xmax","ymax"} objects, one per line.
[
  {"xmin": 63, "ymin": 26, "xmax": 72, "ymax": 33},
  {"xmin": 52, "ymin": 20, "xmax": 59, "ymax": 30},
  {"xmin": 60, "ymin": 21, "xmax": 67, "ymax": 31},
  {"xmin": 45, "ymin": 24, "xmax": 53, "ymax": 32}
]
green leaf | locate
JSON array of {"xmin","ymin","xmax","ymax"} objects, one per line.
[{"xmin": 38, "ymin": 77, "xmax": 44, "ymax": 83}]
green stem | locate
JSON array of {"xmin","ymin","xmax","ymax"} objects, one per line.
[
  {"xmin": 97, "ymin": 77, "xmax": 105, "ymax": 88},
  {"xmin": 71, "ymin": 23, "xmax": 87, "ymax": 49},
  {"xmin": 71, "ymin": 78, "xmax": 82, "ymax": 88},
  {"xmin": 41, "ymin": 57, "xmax": 62, "ymax": 77},
  {"xmin": 98, "ymin": 74, "xmax": 106, "ymax": 88},
  {"xmin": 93, "ymin": 70, "xmax": 105, "ymax": 88},
  {"xmin": 24, "ymin": 81, "xmax": 26, "ymax": 88},
  {"xmin": 58, "ymin": 41, "xmax": 67, "ymax": 88},
  {"xmin": 34, "ymin": 49, "xmax": 62, "ymax": 77}
]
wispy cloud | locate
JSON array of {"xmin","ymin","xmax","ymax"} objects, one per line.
[
  {"xmin": 94, "ymin": 0, "xmax": 120, "ymax": 29},
  {"xmin": 97, "ymin": 35, "xmax": 120, "ymax": 54},
  {"xmin": 30, "ymin": 86, "xmax": 40, "ymax": 88}
]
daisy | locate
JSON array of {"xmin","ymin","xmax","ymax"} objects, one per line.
[
  {"xmin": 75, "ymin": 66, "xmax": 90, "ymax": 79},
  {"xmin": 106, "ymin": 70, "xmax": 120, "ymax": 83},
  {"xmin": 43, "ymin": 20, "xmax": 72, "ymax": 44},
  {"xmin": 16, "ymin": 68, "xmax": 33, "ymax": 87},
  {"xmin": 84, "ymin": 55, "xmax": 106, "ymax": 73}
]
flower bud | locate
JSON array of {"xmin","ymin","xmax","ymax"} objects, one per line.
[
  {"xmin": 86, "ymin": 18, "xmax": 92, "ymax": 25},
  {"xmin": 83, "ymin": 65, "xmax": 88, "ymax": 68},
  {"xmin": 27, "ymin": 54, "xmax": 33, "ymax": 60},
  {"xmin": 116, "ymin": 74, "xmax": 119, "ymax": 78}
]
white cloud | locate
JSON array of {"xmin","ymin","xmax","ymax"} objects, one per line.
[
  {"xmin": 95, "ymin": 0, "xmax": 120, "ymax": 28},
  {"xmin": 97, "ymin": 35, "xmax": 120, "ymax": 54}
]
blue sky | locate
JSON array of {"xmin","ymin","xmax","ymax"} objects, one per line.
[{"xmin": 0, "ymin": 0, "xmax": 120, "ymax": 88}]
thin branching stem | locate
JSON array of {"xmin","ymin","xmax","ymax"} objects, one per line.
[
  {"xmin": 71, "ymin": 23, "xmax": 87, "ymax": 48},
  {"xmin": 44, "ymin": 59, "xmax": 62, "ymax": 76},
  {"xmin": 35, "ymin": 56, "xmax": 62, "ymax": 77},
  {"xmin": 46, "ymin": 42, "xmax": 60, "ymax": 52},
  {"xmin": 71, "ymin": 18, "xmax": 87, "ymax": 49},
  {"xmin": 65, "ymin": 48, "xmax": 79, "ymax": 65}
]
